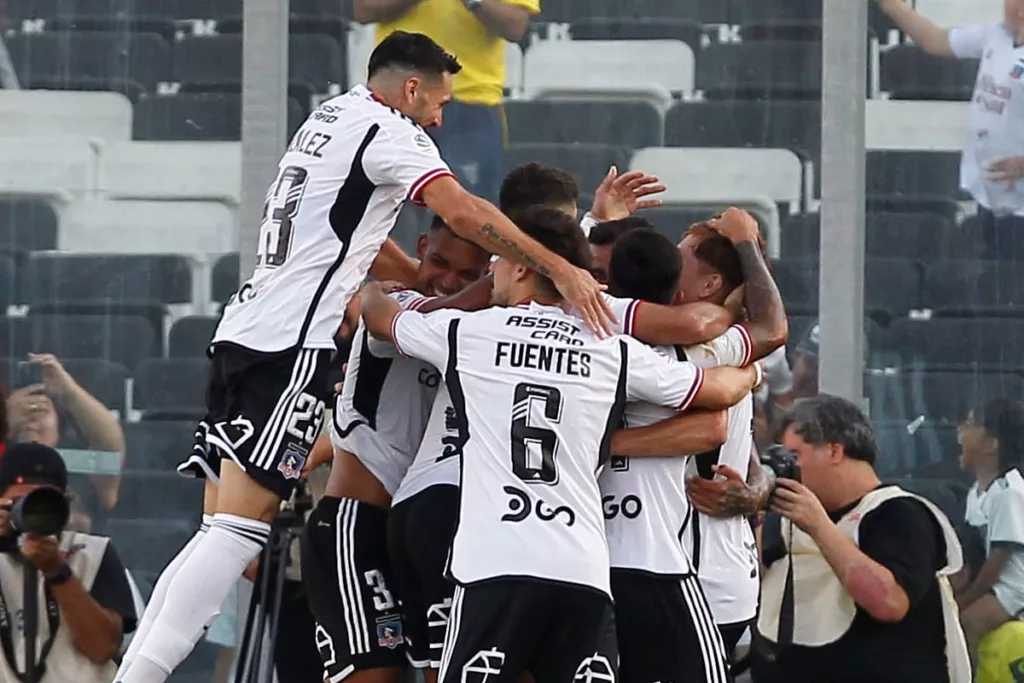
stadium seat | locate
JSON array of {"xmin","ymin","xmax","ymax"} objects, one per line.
[
  {"xmin": 569, "ymin": 18, "xmax": 705, "ymax": 54},
  {"xmin": 0, "ymin": 318, "xmax": 30, "ymax": 364},
  {"xmin": 865, "ymin": 100, "xmax": 968, "ymax": 152},
  {"xmin": 505, "ymin": 99, "xmax": 663, "ymax": 148},
  {"xmin": 27, "ymin": 301, "xmax": 169, "ymax": 356},
  {"xmin": 133, "ymin": 358, "xmax": 210, "ymax": 412},
  {"xmin": 0, "ymin": 199, "xmax": 57, "ymax": 252},
  {"xmin": 0, "ymin": 254, "xmax": 17, "ymax": 310},
  {"xmin": 134, "ymin": 0, "xmax": 242, "ymax": 20},
  {"xmin": 0, "ymin": 91, "xmax": 133, "ymax": 142},
  {"xmin": 772, "ymin": 257, "xmax": 922, "ymax": 315},
  {"xmin": 123, "ymin": 421, "xmax": 197, "ymax": 470},
  {"xmin": 504, "ymin": 143, "xmax": 632, "ymax": 197},
  {"xmin": 522, "ymin": 40, "xmax": 694, "ymax": 107},
  {"xmin": 914, "ymin": 0, "xmax": 1005, "ymax": 28},
  {"xmin": 866, "ymin": 370, "xmax": 1024, "ymax": 426},
  {"xmin": 642, "ymin": 207, "xmax": 720, "ymax": 239},
  {"xmin": 865, "ymin": 151, "xmax": 962, "ymax": 200},
  {"xmin": 117, "ymin": 471, "xmax": 204, "ymax": 519},
  {"xmin": 697, "ymin": 42, "xmax": 823, "ymax": 100},
  {"xmin": 98, "ymin": 141, "xmax": 241, "ymax": 204},
  {"xmin": 23, "ymin": 254, "xmax": 193, "ymax": 305},
  {"xmin": 888, "ymin": 318, "xmax": 1024, "ymax": 370},
  {"xmin": 664, "ymin": 100, "xmax": 821, "ymax": 160},
  {"xmin": 872, "ymin": 419, "xmax": 960, "ymax": 476},
  {"xmin": 61, "ymin": 200, "xmax": 236, "ymax": 254},
  {"xmin": 132, "ymin": 94, "xmax": 306, "ymax": 142},
  {"xmin": 782, "ymin": 212, "xmax": 957, "ymax": 262},
  {"xmin": 40, "ymin": 358, "xmax": 129, "ymax": 413},
  {"xmin": 169, "ymin": 316, "xmax": 218, "ymax": 358},
  {"xmin": 15, "ymin": 75, "xmax": 147, "ymax": 102},
  {"xmin": 212, "ymin": 253, "xmax": 240, "ymax": 304},
  {"xmin": 921, "ymin": 260, "xmax": 1024, "ymax": 313},
  {"xmin": 538, "ymin": 0, "xmax": 739, "ymax": 24},
  {"xmin": 106, "ymin": 518, "xmax": 195, "ymax": 573},
  {"xmin": 880, "ymin": 45, "xmax": 979, "ymax": 100},
  {"xmin": 25, "ymin": 313, "xmax": 159, "ymax": 370},
  {"xmin": 6, "ymin": 32, "xmax": 172, "ymax": 92},
  {"xmin": 0, "ymin": 138, "xmax": 96, "ymax": 198}
]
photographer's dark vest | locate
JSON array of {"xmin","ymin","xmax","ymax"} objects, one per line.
[
  {"xmin": 757, "ymin": 486, "xmax": 970, "ymax": 683},
  {"xmin": 0, "ymin": 532, "xmax": 112, "ymax": 683}
]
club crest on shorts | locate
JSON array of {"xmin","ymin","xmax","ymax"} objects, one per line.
[
  {"xmin": 277, "ymin": 444, "xmax": 308, "ymax": 480},
  {"xmin": 376, "ymin": 616, "xmax": 404, "ymax": 649}
]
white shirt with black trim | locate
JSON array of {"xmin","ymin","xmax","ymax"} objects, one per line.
[
  {"xmin": 214, "ymin": 84, "xmax": 453, "ymax": 353},
  {"xmin": 949, "ymin": 23, "xmax": 1024, "ymax": 216},
  {"xmin": 601, "ymin": 326, "xmax": 753, "ymax": 590},
  {"xmin": 390, "ymin": 302, "xmax": 706, "ymax": 596},
  {"xmin": 332, "ymin": 289, "xmax": 441, "ymax": 496},
  {"xmin": 984, "ymin": 469, "xmax": 1024, "ymax": 614}
]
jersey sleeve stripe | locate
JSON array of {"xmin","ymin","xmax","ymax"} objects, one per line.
[
  {"xmin": 732, "ymin": 324, "xmax": 754, "ymax": 366},
  {"xmin": 391, "ymin": 311, "xmax": 411, "ymax": 357},
  {"xmin": 678, "ymin": 366, "xmax": 705, "ymax": 411},
  {"xmin": 408, "ymin": 168, "xmax": 455, "ymax": 206},
  {"xmin": 409, "ymin": 295, "xmax": 436, "ymax": 311},
  {"xmin": 624, "ymin": 299, "xmax": 642, "ymax": 336}
]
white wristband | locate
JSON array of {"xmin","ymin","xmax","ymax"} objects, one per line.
[
  {"xmin": 753, "ymin": 362, "xmax": 765, "ymax": 389},
  {"xmin": 579, "ymin": 212, "xmax": 600, "ymax": 237}
]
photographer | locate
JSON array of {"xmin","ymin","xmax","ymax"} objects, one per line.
[
  {"xmin": 0, "ymin": 442, "xmax": 136, "ymax": 682},
  {"xmin": 6, "ymin": 354, "xmax": 126, "ymax": 532},
  {"xmin": 754, "ymin": 395, "xmax": 970, "ymax": 683}
]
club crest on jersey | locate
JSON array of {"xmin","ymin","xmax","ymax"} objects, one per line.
[
  {"xmin": 277, "ymin": 445, "xmax": 308, "ymax": 480},
  {"xmin": 413, "ymin": 133, "xmax": 433, "ymax": 150},
  {"xmin": 1012, "ymin": 62, "xmax": 1024, "ymax": 80},
  {"xmin": 376, "ymin": 617, "xmax": 404, "ymax": 649}
]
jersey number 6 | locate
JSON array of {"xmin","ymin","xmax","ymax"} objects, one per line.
[{"xmin": 510, "ymin": 383, "xmax": 563, "ymax": 485}]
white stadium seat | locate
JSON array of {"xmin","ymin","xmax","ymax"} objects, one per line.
[
  {"xmin": 866, "ymin": 99, "xmax": 968, "ymax": 151},
  {"xmin": 0, "ymin": 91, "xmax": 133, "ymax": 142},
  {"xmin": 506, "ymin": 42, "xmax": 525, "ymax": 97},
  {"xmin": 914, "ymin": 0, "xmax": 1003, "ymax": 27},
  {"xmin": 97, "ymin": 141, "xmax": 242, "ymax": 204},
  {"xmin": 60, "ymin": 200, "xmax": 237, "ymax": 254},
  {"xmin": 0, "ymin": 138, "xmax": 96, "ymax": 199},
  {"xmin": 630, "ymin": 147, "xmax": 806, "ymax": 257},
  {"xmin": 523, "ymin": 40, "xmax": 694, "ymax": 110}
]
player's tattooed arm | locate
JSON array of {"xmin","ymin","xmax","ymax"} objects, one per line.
[
  {"xmin": 359, "ymin": 282, "xmax": 402, "ymax": 343},
  {"xmin": 478, "ymin": 223, "xmax": 552, "ymax": 277},
  {"xmin": 611, "ymin": 410, "xmax": 727, "ymax": 458},
  {"xmin": 686, "ymin": 443, "xmax": 774, "ymax": 519},
  {"xmin": 708, "ymin": 209, "xmax": 788, "ymax": 362}
]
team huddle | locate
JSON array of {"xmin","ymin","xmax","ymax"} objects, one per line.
[{"xmin": 111, "ymin": 30, "xmax": 788, "ymax": 683}]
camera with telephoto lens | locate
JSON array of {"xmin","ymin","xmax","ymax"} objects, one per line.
[
  {"xmin": 761, "ymin": 444, "xmax": 801, "ymax": 483},
  {"xmin": 8, "ymin": 488, "xmax": 70, "ymax": 537}
]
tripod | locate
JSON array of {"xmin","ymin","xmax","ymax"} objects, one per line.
[{"xmin": 233, "ymin": 487, "xmax": 313, "ymax": 683}]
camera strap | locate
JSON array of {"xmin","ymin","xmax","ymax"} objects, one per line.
[
  {"xmin": 777, "ymin": 519, "xmax": 796, "ymax": 649},
  {"xmin": 0, "ymin": 576, "xmax": 60, "ymax": 682}
]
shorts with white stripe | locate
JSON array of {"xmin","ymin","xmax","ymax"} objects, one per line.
[
  {"xmin": 438, "ymin": 580, "xmax": 618, "ymax": 683},
  {"xmin": 301, "ymin": 496, "xmax": 406, "ymax": 681},
  {"xmin": 176, "ymin": 345, "xmax": 330, "ymax": 499},
  {"xmin": 610, "ymin": 569, "xmax": 733, "ymax": 683}
]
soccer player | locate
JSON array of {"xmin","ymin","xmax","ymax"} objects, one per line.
[
  {"xmin": 361, "ymin": 206, "xmax": 763, "ymax": 683},
  {"xmin": 586, "ymin": 217, "xmax": 652, "ymax": 284},
  {"xmin": 301, "ymin": 214, "xmax": 490, "ymax": 683},
  {"xmin": 605, "ymin": 213, "xmax": 787, "ymax": 683},
  {"xmin": 115, "ymin": 31, "xmax": 611, "ymax": 683}
]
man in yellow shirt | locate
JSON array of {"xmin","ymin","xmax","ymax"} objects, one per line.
[{"xmin": 354, "ymin": 0, "xmax": 539, "ymax": 202}]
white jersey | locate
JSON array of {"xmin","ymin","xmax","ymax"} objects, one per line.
[
  {"xmin": 601, "ymin": 326, "xmax": 753, "ymax": 585},
  {"xmin": 949, "ymin": 23, "xmax": 1024, "ymax": 216},
  {"xmin": 214, "ymin": 84, "xmax": 453, "ymax": 352},
  {"xmin": 391, "ymin": 301, "xmax": 707, "ymax": 596},
  {"xmin": 331, "ymin": 290, "xmax": 440, "ymax": 496},
  {"xmin": 965, "ymin": 480, "xmax": 992, "ymax": 532},
  {"xmin": 985, "ymin": 469, "xmax": 1024, "ymax": 615}
]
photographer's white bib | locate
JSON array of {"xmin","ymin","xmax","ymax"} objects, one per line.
[
  {"xmin": 757, "ymin": 486, "xmax": 971, "ymax": 683},
  {"xmin": 0, "ymin": 532, "xmax": 112, "ymax": 683}
]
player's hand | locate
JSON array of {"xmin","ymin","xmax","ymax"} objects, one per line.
[
  {"xmin": 987, "ymin": 156, "xmax": 1024, "ymax": 187},
  {"xmin": 21, "ymin": 534, "xmax": 65, "ymax": 578},
  {"xmin": 686, "ymin": 465, "xmax": 759, "ymax": 518},
  {"xmin": 770, "ymin": 479, "xmax": 830, "ymax": 536},
  {"xmin": 724, "ymin": 285, "xmax": 746, "ymax": 319},
  {"xmin": 708, "ymin": 208, "xmax": 760, "ymax": 245},
  {"xmin": 554, "ymin": 266, "xmax": 616, "ymax": 337},
  {"xmin": 591, "ymin": 166, "xmax": 666, "ymax": 222}
]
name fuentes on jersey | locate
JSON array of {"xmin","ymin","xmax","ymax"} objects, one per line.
[{"xmin": 495, "ymin": 314, "xmax": 591, "ymax": 377}]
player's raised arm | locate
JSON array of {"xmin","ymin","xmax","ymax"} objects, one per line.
[
  {"xmin": 611, "ymin": 410, "xmax": 728, "ymax": 458},
  {"xmin": 360, "ymin": 282, "xmax": 404, "ymax": 343},
  {"xmin": 628, "ymin": 300, "xmax": 733, "ymax": 347},
  {"xmin": 874, "ymin": 0, "xmax": 955, "ymax": 57},
  {"xmin": 369, "ymin": 238, "xmax": 420, "ymax": 288},
  {"xmin": 708, "ymin": 208, "xmax": 788, "ymax": 361}
]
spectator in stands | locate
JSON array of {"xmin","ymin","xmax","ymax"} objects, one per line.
[
  {"xmin": 754, "ymin": 394, "xmax": 970, "ymax": 683},
  {"xmin": 5, "ymin": 354, "xmax": 125, "ymax": 532},
  {"xmin": 354, "ymin": 0, "xmax": 539, "ymax": 201},
  {"xmin": 955, "ymin": 397, "xmax": 1024, "ymax": 667},
  {"xmin": 0, "ymin": 442, "xmax": 136, "ymax": 683},
  {"xmin": 875, "ymin": 0, "xmax": 1024, "ymax": 257},
  {"xmin": 587, "ymin": 216, "xmax": 651, "ymax": 284}
]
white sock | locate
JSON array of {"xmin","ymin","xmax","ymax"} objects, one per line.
[
  {"xmin": 120, "ymin": 513, "xmax": 270, "ymax": 683},
  {"xmin": 116, "ymin": 515, "xmax": 214, "ymax": 679}
]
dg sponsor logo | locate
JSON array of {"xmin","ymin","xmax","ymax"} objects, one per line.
[{"xmin": 500, "ymin": 485, "xmax": 575, "ymax": 526}]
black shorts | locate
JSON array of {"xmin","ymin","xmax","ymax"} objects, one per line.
[
  {"xmin": 388, "ymin": 485, "xmax": 459, "ymax": 668},
  {"xmin": 718, "ymin": 620, "xmax": 752, "ymax": 661},
  {"xmin": 177, "ymin": 344, "xmax": 330, "ymax": 499},
  {"xmin": 439, "ymin": 580, "xmax": 617, "ymax": 683},
  {"xmin": 301, "ymin": 497, "xmax": 406, "ymax": 680},
  {"xmin": 611, "ymin": 570, "xmax": 733, "ymax": 683}
]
